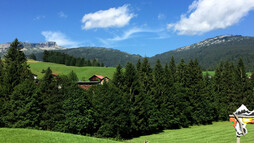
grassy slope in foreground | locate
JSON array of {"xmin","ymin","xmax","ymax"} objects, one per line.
[
  {"xmin": 127, "ymin": 121, "xmax": 254, "ymax": 143},
  {"xmin": 0, "ymin": 128, "xmax": 120, "ymax": 143},
  {"xmin": 27, "ymin": 60, "xmax": 116, "ymax": 80},
  {"xmin": 2, "ymin": 122, "xmax": 254, "ymax": 143}
]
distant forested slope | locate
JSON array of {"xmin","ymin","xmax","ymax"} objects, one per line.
[{"xmin": 150, "ymin": 35, "xmax": 254, "ymax": 71}]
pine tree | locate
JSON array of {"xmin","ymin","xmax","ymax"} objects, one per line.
[
  {"xmin": 152, "ymin": 60, "xmax": 164, "ymax": 129},
  {"xmin": 63, "ymin": 84, "xmax": 95, "ymax": 135},
  {"xmin": 2, "ymin": 38, "xmax": 33, "ymax": 95},
  {"xmin": 112, "ymin": 64, "xmax": 124, "ymax": 88},
  {"xmin": 0, "ymin": 57, "xmax": 3, "ymax": 84},
  {"xmin": 39, "ymin": 67, "xmax": 65, "ymax": 131},
  {"xmin": 123, "ymin": 62, "xmax": 139, "ymax": 101},
  {"xmin": 29, "ymin": 53, "xmax": 36, "ymax": 60},
  {"xmin": 87, "ymin": 60, "xmax": 92, "ymax": 66},
  {"xmin": 70, "ymin": 57, "xmax": 76, "ymax": 66},
  {"xmin": 139, "ymin": 57, "xmax": 153, "ymax": 92},
  {"xmin": 169, "ymin": 56, "xmax": 176, "ymax": 82},
  {"xmin": 176, "ymin": 59, "xmax": 187, "ymax": 85},
  {"xmin": 90, "ymin": 83, "xmax": 131, "ymax": 139},
  {"xmin": 187, "ymin": 59, "xmax": 212, "ymax": 124},
  {"xmin": 0, "ymin": 57, "xmax": 4, "ymax": 127},
  {"xmin": 42, "ymin": 50, "xmax": 49, "ymax": 62},
  {"xmin": 67, "ymin": 70, "xmax": 79, "ymax": 82},
  {"xmin": 235, "ymin": 58, "xmax": 249, "ymax": 105},
  {"xmin": 174, "ymin": 59, "xmax": 192, "ymax": 127},
  {"xmin": 4, "ymin": 79, "xmax": 40, "ymax": 128},
  {"xmin": 136, "ymin": 58, "xmax": 142, "ymax": 73},
  {"xmin": 161, "ymin": 63, "xmax": 179, "ymax": 129},
  {"xmin": 133, "ymin": 57, "xmax": 160, "ymax": 135}
]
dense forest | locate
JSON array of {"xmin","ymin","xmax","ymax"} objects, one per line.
[
  {"xmin": 42, "ymin": 50, "xmax": 104, "ymax": 67},
  {"xmin": 1, "ymin": 39, "xmax": 254, "ymax": 139}
]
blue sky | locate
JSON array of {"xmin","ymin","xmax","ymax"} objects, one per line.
[{"xmin": 1, "ymin": 0, "xmax": 254, "ymax": 57}]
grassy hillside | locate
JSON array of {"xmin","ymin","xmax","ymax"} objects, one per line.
[
  {"xmin": 27, "ymin": 60, "xmax": 116, "ymax": 80},
  {"xmin": 127, "ymin": 121, "xmax": 254, "ymax": 143},
  {"xmin": 2, "ymin": 122, "xmax": 254, "ymax": 143},
  {"xmin": 0, "ymin": 128, "xmax": 120, "ymax": 143}
]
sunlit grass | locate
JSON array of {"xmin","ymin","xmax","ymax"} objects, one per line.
[
  {"xmin": 27, "ymin": 60, "xmax": 116, "ymax": 80},
  {"xmin": 126, "ymin": 121, "xmax": 254, "ymax": 143},
  {"xmin": 0, "ymin": 128, "xmax": 120, "ymax": 143}
]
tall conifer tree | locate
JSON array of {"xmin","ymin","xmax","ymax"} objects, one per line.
[
  {"xmin": 112, "ymin": 64, "xmax": 124, "ymax": 88},
  {"xmin": 2, "ymin": 38, "xmax": 32, "ymax": 95}
]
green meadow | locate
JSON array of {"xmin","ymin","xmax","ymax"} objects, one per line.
[
  {"xmin": 127, "ymin": 121, "xmax": 254, "ymax": 143},
  {"xmin": 2, "ymin": 122, "xmax": 254, "ymax": 143},
  {"xmin": 27, "ymin": 60, "xmax": 116, "ymax": 80},
  {"xmin": 27, "ymin": 60, "xmax": 251, "ymax": 80},
  {"xmin": 0, "ymin": 128, "xmax": 120, "ymax": 143}
]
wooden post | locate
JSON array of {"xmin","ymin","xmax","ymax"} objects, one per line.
[
  {"xmin": 237, "ymin": 136, "xmax": 240, "ymax": 143},
  {"xmin": 233, "ymin": 113, "xmax": 245, "ymax": 136}
]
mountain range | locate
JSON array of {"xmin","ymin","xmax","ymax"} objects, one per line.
[
  {"xmin": 1, "ymin": 35, "xmax": 254, "ymax": 71},
  {"xmin": 0, "ymin": 41, "xmax": 65, "ymax": 56}
]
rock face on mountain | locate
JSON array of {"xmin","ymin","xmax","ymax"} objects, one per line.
[
  {"xmin": 175, "ymin": 35, "xmax": 246, "ymax": 51},
  {"xmin": 0, "ymin": 42, "xmax": 66, "ymax": 56},
  {"xmin": 150, "ymin": 35, "xmax": 254, "ymax": 71}
]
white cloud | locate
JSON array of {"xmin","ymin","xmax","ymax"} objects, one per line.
[
  {"xmin": 158, "ymin": 13, "xmax": 166, "ymax": 20},
  {"xmin": 58, "ymin": 11, "xmax": 68, "ymax": 18},
  {"xmin": 41, "ymin": 31, "xmax": 79, "ymax": 47},
  {"xmin": 99, "ymin": 27, "xmax": 166, "ymax": 47},
  {"xmin": 33, "ymin": 15, "xmax": 45, "ymax": 20},
  {"xmin": 167, "ymin": 0, "xmax": 254, "ymax": 35},
  {"xmin": 109, "ymin": 28, "xmax": 144, "ymax": 41},
  {"xmin": 81, "ymin": 5, "xmax": 134, "ymax": 30}
]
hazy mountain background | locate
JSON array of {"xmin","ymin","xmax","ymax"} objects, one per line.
[{"xmin": 1, "ymin": 35, "xmax": 254, "ymax": 71}]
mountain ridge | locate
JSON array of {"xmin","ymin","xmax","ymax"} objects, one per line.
[
  {"xmin": 1, "ymin": 35, "xmax": 254, "ymax": 71},
  {"xmin": 150, "ymin": 34, "xmax": 254, "ymax": 71},
  {"xmin": 0, "ymin": 41, "xmax": 66, "ymax": 56}
]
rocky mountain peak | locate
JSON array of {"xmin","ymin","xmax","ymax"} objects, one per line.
[
  {"xmin": 0, "ymin": 41, "xmax": 66, "ymax": 56},
  {"xmin": 176, "ymin": 35, "xmax": 244, "ymax": 52}
]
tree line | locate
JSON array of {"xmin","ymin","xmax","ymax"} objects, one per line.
[
  {"xmin": 42, "ymin": 50, "xmax": 105, "ymax": 67},
  {"xmin": 1, "ymin": 39, "xmax": 254, "ymax": 139}
]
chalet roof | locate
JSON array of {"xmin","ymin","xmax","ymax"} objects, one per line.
[
  {"xmin": 77, "ymin": 81, "xmax": 100, "ymax": 85},
  {"xmin": 89, "ymin": 75, "xmax": 105, "ymax": 80},
  {"xmin": 52, "ymin": 73, "xmax": 59, "ymax": 77}
]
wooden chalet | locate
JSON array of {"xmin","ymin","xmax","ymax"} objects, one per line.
[
  {"xmin": 77, "ymin": 75, "xmax": 109, "ymax": 90},
  {"xmin": 52, "ymin": 73, "xmax": 59, "ymax": 78}
]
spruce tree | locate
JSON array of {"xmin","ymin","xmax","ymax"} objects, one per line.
[
  {"xmin": 63, "ymin": 84, "xmax": 95, "ymax": 135},
  {"xmin": 29, "ymin": 53, "xmax": 36, "ymax": 60},
  {"xmin": 175, "ymin": 59, "xmax": 192, "ymax": 127},
  {"xmin": 90, "ymin": 83, "xmax": 131, "ymax": 139},
  {"xmin": 0, "ymin": 57, "xmax": 3, "ymax": 85},
  {"xmin": 136, "ymin": 58, "xmax": 142, "ymax": 73},
  {"xmin": 169, "ymin": 56, "xmax": 176, "ymax": 82},
  {"xmin": 2, "ymin": 38, "xmax": 33, "ymax": 95},
  {"xmin": 152, "ymin": 60, "xmax": 164, "ymax": 129},
  {"xmin": 4, "ymin": 79, "xmax": 40, "ymax": 128},
  {"xmin": 123, "ymin": 62, "xmax": 139, "ymax": 101},
  {"xmin": 187, "ymin": 59, "xmax": 212, "ymax": 124},
  {"xmin": 39, "ymin": 67, "xmax": 65, "ymax": 131},
  {"xmin": 235, "ymin": 58, "xmax": 249, "ymax": 105},
  {"xmin": 134, "ymin": 57, "xmax": 160, "ymax": 134},
  {"xmin": 161, "ymin": 63, "xmax": 179, "ymax": 128},
  {"xmin": 0, "ymin": 57, "xmax": 4, "ymax": 127},
  {"xmin": 42, "ymin": 50, "xmax": 49, "ymax": 62},
  {"xmin": 112, "ymin": 64, "xmax": 124, "ymax": 88},
  {"xmin": 67, "ymin": 70, "xmax": 79, "ymax": 82}
]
